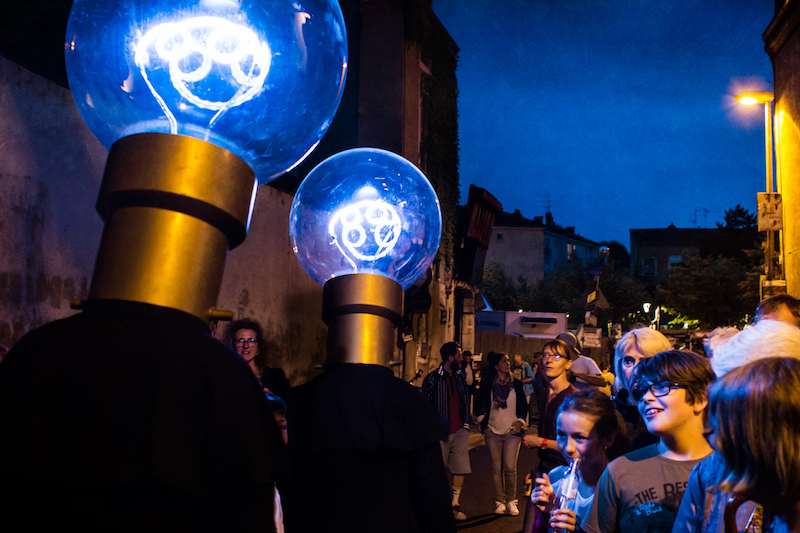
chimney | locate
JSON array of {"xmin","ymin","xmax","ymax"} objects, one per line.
[
  {"xmin": 533, "ymin": 216, "xmax": 543, "ymax": 225},
  {"xmin": 566, "ymin": 226, "xmax": 575, "ymax": 235},
  {"xmin": 545, "ymin": 212, "xmax": 553, "ymax": 225}
]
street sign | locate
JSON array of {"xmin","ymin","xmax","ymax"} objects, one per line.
[
  {"xmin": 758, "ymin": 192, "xmax": 783, "ymax": 231},
  {"xmin": 583, "ymin": 327, "xmax": 601, "ymax": 348}
]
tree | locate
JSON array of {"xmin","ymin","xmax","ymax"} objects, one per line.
[
  {"xmin": 659, "ymin": 255, "xmax": 758, "ymax": 327},
  {"xmin": 596, "ymin": 268, "xmax": 651, "ymax": 328},
  {"xmin": 481, "ymin": 262, "xmax": 517, "ymax": 311},
  {"xmin": 600, "ymin": 240, "xmax": 631, "ymax": 271},
  {"xmin": 521, "ymin": 264, "xmax": 584, "ymax": 315},
  {"xmin": 716, "ymin": 204, "xmax": 757, "ymax": 230}
]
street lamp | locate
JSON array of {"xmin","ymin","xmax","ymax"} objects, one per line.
[
  {"xmin": 736, "ymin": 90, "xmax": 779, "ymax": 283},
  {"xmin": 289, "ymin": 148, "xmax": 442, "ymax": 366}
]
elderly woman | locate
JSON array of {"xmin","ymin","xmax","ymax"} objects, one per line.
[
  {"xmin": 612, "ymin": 327, "xmax": 671, "ymax": 450},
  {"xmin": 706, "ymin": 357, "xmax": 800, "ymax": 533},
  {"xmin": 223, "ymin": 318, "xmax": 291, "ymax": 402}
]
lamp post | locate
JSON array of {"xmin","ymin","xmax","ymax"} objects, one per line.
[{"xmin": 736, "ymin": 91, "xmax": 778, "ymax": 282}]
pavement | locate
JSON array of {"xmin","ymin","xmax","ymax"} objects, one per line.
[{"xmin": 457, "ymin": 423, "xmax": 541, "ymax": 533}]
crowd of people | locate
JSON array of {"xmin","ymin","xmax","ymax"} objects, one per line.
[
  {"xmin": 4, "ymin": 293, "xmax": 800, "ymax": 532},
  {"xmin": 418, "ymin": 292, "xmax": 800, "ymax": 533}
]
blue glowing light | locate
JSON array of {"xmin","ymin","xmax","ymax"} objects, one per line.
[
  {"xmin": 289, "ymin": 148, "xmax": 442, "ymax": 290},
  {"xmin": 65, "ymin": 0, "xmax": 347, "ymax": 184}
]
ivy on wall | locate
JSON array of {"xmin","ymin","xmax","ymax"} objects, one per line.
[{"xmin": 407, "ymin": 0, "xmax": 460, "ymax": 270}]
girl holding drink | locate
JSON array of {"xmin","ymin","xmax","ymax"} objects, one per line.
[{"xmin": 530, "ymin": 390, "xmax": 626, "ymax": 533}]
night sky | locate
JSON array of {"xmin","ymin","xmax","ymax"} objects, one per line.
[{"xmin": 432, "ymin": 0, "xmax": 775, "ymax": 247}]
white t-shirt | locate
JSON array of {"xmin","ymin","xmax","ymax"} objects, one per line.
[{"xmin": 488, "ymin": 387, "xmax": 519, "ymax": 435}]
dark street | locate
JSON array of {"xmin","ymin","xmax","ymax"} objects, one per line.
[{"xmin": 456, "ymin": 431, "xmax": 541, "ymax": 533}]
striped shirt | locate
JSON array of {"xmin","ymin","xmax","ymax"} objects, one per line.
[{"xmin": 421, "ymin": 365, "xmax": 471, "ymax": 433}]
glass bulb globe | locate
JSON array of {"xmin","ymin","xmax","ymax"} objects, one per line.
[
  {"xmin": 289, "ymin": 148, "xmax": 442, "ymax": 290},
  {"xmin": 65, "ymin": 0, "xmax": 347, "ymax": 184}
]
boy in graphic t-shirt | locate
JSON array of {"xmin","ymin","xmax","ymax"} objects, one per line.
[{"xmin": 582, "ymin": 350, "xmax": 714, "ymax": 533}]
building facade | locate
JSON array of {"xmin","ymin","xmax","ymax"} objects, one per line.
[
  {"xmin": 629, "ymin": 226, "xmax": 718, "ymax": 288},
  {"xmin": 766, "ymin": 0, "xmax": 800, "ymax": 296},
  {"xmin": 484, "ymin": 210, "xmax": 600, "ymax": 285}
]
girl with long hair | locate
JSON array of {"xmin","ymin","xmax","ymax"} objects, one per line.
[{"xmin": 529, "ymin": 390, "xmax": 626, "ymax": 533}]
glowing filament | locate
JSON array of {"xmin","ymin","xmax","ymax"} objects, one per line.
[
  {"xmin": 329, "ymin": 200, "xmax": 402, "ymax": 270},
  {"xmin": 134, "ymin": 16, "xmax": 271, "ymax": 132}
]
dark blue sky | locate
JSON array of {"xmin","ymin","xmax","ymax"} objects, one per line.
[{"xmin": 432, "ymin": 0, "xmax": 775, "ymax": 247}]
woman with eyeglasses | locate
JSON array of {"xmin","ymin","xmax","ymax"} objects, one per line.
[
  {"xmin": 582, "ymin": 350, "xmax": 714, "ymax": 533},
  {"xmin": 521, "ymin": 340, "xmax": 579, "ymax": 532},
  {"xmin": 523, "ymin": 340, "xmax": 579, "ymax": 475},
  {"xmin": 612, "ymin": 327, "xmax": 672, "ymax": 451},
  {"xmin": 224, "ymin": 318, "xmax": 292, "ymax": 403}
]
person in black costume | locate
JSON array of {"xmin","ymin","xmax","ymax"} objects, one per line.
[
  {"xmin": 286, "ymin": 362, "xmax": 456, "ymax": 533},
  {"xmin": 0, "ymin": 300, "xmax": 288, "ymax": 532}
]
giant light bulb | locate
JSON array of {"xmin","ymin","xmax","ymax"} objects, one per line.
[
  {"xmin": 289, "ymin": 148, "xmax": 442, "ymax": 366},
  {"xmin": 66, "ymin": 0, "xmax": 347, "ymax": 184},
  {"xmin": 289, "ymin": 148, "xmax": 442, "ymax": 290}
]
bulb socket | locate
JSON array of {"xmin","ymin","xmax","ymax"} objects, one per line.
[
  {"xmin": 322, "ymin": 274, "xmax": 402, "ymax": 366},
  {"xmin": 88, "ymin": 133, "xmax": 255, "ymax": 322}
]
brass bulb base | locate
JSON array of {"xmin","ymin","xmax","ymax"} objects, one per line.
[
  {"xmin": 88, "ymin": 133, "xmax": 256, "ymax": 323},
  {"xmin": 322, "ymin": 274, "xmax": 402, "ymax": 366}
]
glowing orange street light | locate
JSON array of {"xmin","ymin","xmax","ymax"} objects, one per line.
[{"xmin": 737, "ymin": 90, "xmax": 777, "ymax": 282}]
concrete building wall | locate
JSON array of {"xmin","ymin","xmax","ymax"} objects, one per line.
[
  {"xmin": 485, "ymin": 227, "xmax": 546, "ymax": 284},
  {"xmin": 0, "ymin": 55, "xmax": 106, "ymax": 347},
  {"xmin": 217, "ymin": 185, "xmax": 327, "ymax": 387},
  {"xmin": 767, "ymin": 1, "xmax": 800, "ymax": 295},
  {"xmin": 0, "ymin": 56, "xmax": 328, "ymax": 386}
]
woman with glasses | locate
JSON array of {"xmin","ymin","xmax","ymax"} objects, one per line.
[
  {"xmin": 613, "ymin": 327, "xmax": 672, "ymax": 450},
  {"xmin": 523, "ymin": 340, "xmax": 579, "ymax": 474},
  {"xmin": 224, "ymin": 318, "xmax": 292, "ymax": 403},
  {"xmin": 521, "ymin": 340, "xmax": 579, "ymax": 532},
  {"xmin": 476, "ymin": 352, "xmax": 529, "ymax": 516},
  {"xmin": 583, "ymin": 350, "xmax": 714, "ymax": 533}
]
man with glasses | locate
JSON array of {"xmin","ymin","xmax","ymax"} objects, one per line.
[{"xmin": 583, "ymin": 350, "xmax": 714, "ymax": 533}]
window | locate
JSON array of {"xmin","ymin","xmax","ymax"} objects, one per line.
[
  {"xmin": 642, "ymin": 257, "xmax": 656, "ymax": 276},
  {"xmin": 497, "ymin": 233, "xmax": 503, "ymax": 241}
]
